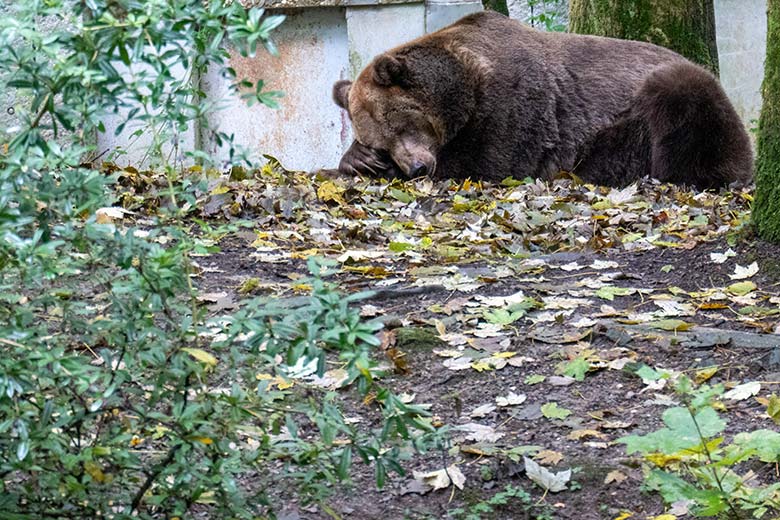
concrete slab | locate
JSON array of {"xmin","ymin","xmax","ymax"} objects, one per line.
[
  {"xmin": 346, "ymin": 3, "xmax": 426, "ymax": 78},
  {"xmin": 715, "ymin": 0, "xmax": 767, "ymax": 130},
  {"xmin": 426, "ymin": 0, "xmax": 482, "ymax": 33},
  {"xmin": 201, "ymin": 8, "xmax": 350, "ymax": 171}
]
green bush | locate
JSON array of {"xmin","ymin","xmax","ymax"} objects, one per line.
[
  {"xmin": 0, "ymin": 1, "xmax": 441, "ymax": 517},
  {"xmin": 619, "ymin": 375, "xmax": 780, "ymax": 518}
]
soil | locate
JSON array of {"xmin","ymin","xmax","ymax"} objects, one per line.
[{"xmin": 197, "ymin": 229, "xmax": 780, "ymax": 520}]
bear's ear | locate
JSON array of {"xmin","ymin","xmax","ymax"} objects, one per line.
[
  {"xmin": 373, "ymin": 54, "xmax": 409, "ymax": 87},
  {"xmin": 333, "ymin": 80, "xmax": 352, "ymax": 109}
]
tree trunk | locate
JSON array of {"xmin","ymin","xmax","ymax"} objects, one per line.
[
  {"xmin": 568, "ymin": 0, "xmax": 719, "ymax": 76},
  {"xmin": 482, "ymin": 0, "xmax": 509, "ymax": 17},
  {"xmin": 753, "ymin": 0, "xmax": 780, "ymax": 243}
]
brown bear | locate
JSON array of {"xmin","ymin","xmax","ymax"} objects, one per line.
[{"xmin": 332, "ymin": 11, "xmax": 753, "ymax": 190}]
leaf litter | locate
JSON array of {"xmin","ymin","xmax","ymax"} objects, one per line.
[{"xmin": 113, "ymin": 166, "xmax": 780, "ymax": 519}]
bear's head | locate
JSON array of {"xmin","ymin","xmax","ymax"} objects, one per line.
[{"xmin": 333, "ymin": 45, "xmax": 478, "ymax": 177}]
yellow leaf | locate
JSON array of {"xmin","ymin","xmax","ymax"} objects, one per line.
[
  {"xmin": 492, "ymin": 351, "xmax": 517, "ymax": 359},
  {"xmin": 84, "ymin": 460, "xmax": 107, "ymax": 483},
  {"xmin": 534, "ymin": 449, "xmax": 564, "ymax": 465},
  {"xmin": 613, "ymin": 513, "xmax": 633, "ymax": 520},
  {"xmin": 699, "ymin": 302, "xmax": 728, "ymax": 310},
  {"xmin": 645, "ymin": 453, "xmax": 682, "ymax": 467},
  {"xmin": 767, "ymin": 394, "xmax": 780, "ymax": 425},
  {"xmin": 210, "ymin": 184, "xmax": 230, "ymax": 195},
  {"xmin": 181, "ymin": 348, "xmax": 218, "ymax": 367},
  {"xmin": 694, "ymin": 366, "xmax": 718, "ymax": 384},
  {"xmin": 191, "ymin": 436, "xmax": 213, "ymax": 445},
  {"xmin": 276, "ymin": 378, "xmax": 294, "ymax": 390},
  {"xmin": 650, "ymin": 516, "xmax": 677, "ymax": 520},
  {"xmin": 317, "ymin": 180, "xmax": 346, "ymax": 204},
  {"xmin": 290, "ymin": 248, "xmax": 319, "ymax": 259},
  {"xmin": 250, "ymin": 236, "xmax": 274, "ymax": 248},
  {"xmin": 255, "ymin": 374, "xmax": 294, "ymax": 390},
  {"xmin": 470, "ymin": 361, "xmax": 492, "ymax": 372},
  {"xmin": 567, "ymin": 429, "xmax": 607, "ymax": 441},
  {"xmin": 650, "ymin": 319, "xmax": 693, "ymax": 332},
  {"xmin": 433, "ymin": 319, "xmax": 446, "ymax": 336}
]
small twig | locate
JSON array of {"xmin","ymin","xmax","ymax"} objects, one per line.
[{"xmin": 130, "ymin": 444, "xmax": 182, "ymax": 513}]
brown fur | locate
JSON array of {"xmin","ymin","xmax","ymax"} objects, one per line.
[{"xmin": 333, "ymin": 11, "xmax": 752, "ymax": 189}]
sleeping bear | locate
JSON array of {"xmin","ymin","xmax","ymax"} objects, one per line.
[{"xmin": 332, "ymin": 11, "xmax": 752, "ymax": 190}]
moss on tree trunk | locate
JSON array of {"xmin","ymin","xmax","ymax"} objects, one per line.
[
  {"xmin": 568, "ymin": 0, "xmax": 719, "ymax": 76},
  {"xmin": 753, "ymin": 0, "xmax": 780, "ymax": 243}
]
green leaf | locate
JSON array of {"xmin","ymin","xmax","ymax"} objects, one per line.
[
  {"xmin": 482, "ymin": 307, "xmax": 525, "ymax": 326},
  {"xmin": 337, "ymin": 447, "xmax": 353, "ymax": 480},
  {"xmin": 524, "ymin": 374, "xmax": 545, "ymax": 385},
  {"xmin": 650, "ymin": 319, "xmax": 693, "ymax": 332},
  {"xmin": 619, "ymin": 406, "xmax": 726, "ymax": 455},
  {"xmin": 727, "ymin": 280, "xmax": 757, "ymax": 296},
  {"xmin": 595, "ymin": 285, "xmax": 634, "ymax": 301},
  {"xmin": 389, "ymin": 188, "xmax": 414, "ymax": 203},
  {"xmin": 559, "ymin": 356, "xmax": 590, "ymax": 381},
  {"xmin": 541, "ymin": 402, "xmax": 572, "ymax": 420},
  {"xmin": 16, "ymin": 441, "xmax": 29, "ymax": 462}
]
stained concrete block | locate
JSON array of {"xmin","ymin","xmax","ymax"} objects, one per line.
[
  {"xmin": 426, "ymin": 0, "xmax": 482, "ymax": 33},
  {"xmin": 346, "ymin": 3, "xmax": 426, "ymax": 78},
  {"xmin": 715, "ymin": 0, "xmax": 767, "ymax": 128},
  {"xmin": 201, "ymin": 8, "xmax": 350, "ymax": 171}
]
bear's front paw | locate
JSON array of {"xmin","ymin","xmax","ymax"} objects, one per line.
[{"xmin": 338, "ymin": 140, "xmax": 405, "ymax": 179}]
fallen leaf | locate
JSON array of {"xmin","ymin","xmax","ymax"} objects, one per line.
[
  {"xmin": 523, "ymin": 456, "xmax": 571, "ymax": 493},
  {"xmin": 524, "ymin": 374, "xmax": 546, "ymax": 385},
  {"xmin": 412, "ymin": 465, "xmax": 466, "ymax": 492},
  {"xmin": 496, "ymin": 392, "xmax": 527, "ymax": 407},
  {"xmin": 604, "ymin": 470, "xmax": 628, "ymax": 485},
  {"xmin": 469, "ymin": 403, "xmax": 497, "ymax": 418},
  {"xmin": 650, "ymin": 319, "xmax": 693, "ymax": 332},
  {"xmin": 710, "ymin": 249, "xmax": 737, "ymax": 264},
  {"xmin": 316, "ymin": 180, "xmax": 346, "ymax": 204},
  {"xmin": 455, "ymin": 423, "xmax": 504, "ymax": 442},
  {"xmin": 729, "ymin": 262, "xmax": 759, "ymax": 280},
  {"xmin": 723, "ymin": 381, "xmax": 761, "ymax": 401},
  {"xmin": 534, "ymin": 449, "xmax": 564, "ymax": 465},
  {"xmin": 694, "ymin": 366, "xmax": 718, "ymax": 384},
  {"xmin": 95, "ymin": 206, "xmax": 128, "ymax": 224},
  {"xmin": 568, "ymin": 429, "xmax": 607, "ymax": 441},
  {"xmin": 541, "ymin": 402, "xmax": 572, "ymax": 420},
  {"xmin": 727, "ymin": 281, "xmax": 757, "ymax": 296},
  {"xmin": 767, "ymin": 394, "xmax": 780, "ymax": 425}
]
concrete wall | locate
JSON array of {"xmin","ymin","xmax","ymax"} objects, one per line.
[
  {"xmin": 715, "ymin": 0, "xmax": 767, "ymax": 131},
  {"xmin": 202, "ymin": 8, "xmax": 351, "ymax": 170}
]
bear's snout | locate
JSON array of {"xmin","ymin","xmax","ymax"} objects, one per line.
[{"xmin": 409, "ymin": 161, "xmax": 428, "ymax": 177}]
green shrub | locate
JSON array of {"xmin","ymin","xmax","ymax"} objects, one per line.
[
  {"xmin": 0, "ymin": 1, "xmax": 441, "ymax": 517},
  {"xmin": 619, "ymin": 375, "xmax": 780, "ymax": 518}
]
